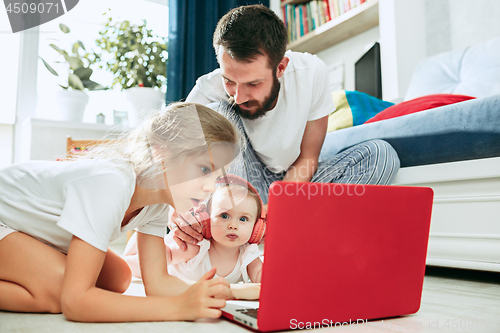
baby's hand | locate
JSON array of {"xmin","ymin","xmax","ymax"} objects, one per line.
[
  {"xmin": 175, "ymin": 268, "xmax": 231, "ymax": 320},
  {"xmin": 231, "ymin": 283, "xmax": 261, "ymax": 300}
]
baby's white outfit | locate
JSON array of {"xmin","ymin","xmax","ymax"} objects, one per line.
[{"xmin": 168, "ymin": 239, "xmax": 263, "ymax": 283}]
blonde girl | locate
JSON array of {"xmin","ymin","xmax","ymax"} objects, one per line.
[
  {"xmin": 0, "ymin": 102, "xmax": 240, "ymax": 322},
  {"xmin": 124, "ymin": 175, "xmax": 265, "ymax": 300}
]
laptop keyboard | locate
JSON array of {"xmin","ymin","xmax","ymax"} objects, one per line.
[{"xmin": 236, "ymin": 308, "xmax": 259, "ymax": 318}]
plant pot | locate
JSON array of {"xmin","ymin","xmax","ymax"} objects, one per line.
[
  {"xmin": 52, "ymin": 90, "xmax": 90, "ymax": 122},
  {"xmin": 124, "ymin": 87, "xmax": 165, "ymax": 127}
]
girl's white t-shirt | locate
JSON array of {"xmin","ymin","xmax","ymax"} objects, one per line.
[
  {"xmin": 0, "ymin": 158, "xmax": 169, "ymax": 253},
  {"xmin": 186, "ymin": 50, "xmax": 334, "ymax": 173},
  {"xmin": 168, "ymin": 239, "xmax": 263, "ymax": 283}
]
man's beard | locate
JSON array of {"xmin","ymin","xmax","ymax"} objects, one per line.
[{"xmin": 229, "ymin": 75, "xmax": 280, "ymax": 120}]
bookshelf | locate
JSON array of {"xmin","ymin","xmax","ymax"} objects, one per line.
[
  {"xmin": 281, "ymin": 0, "xmax": 310, "ymax": 4},
  {"xmin": 283, "ymin": 0, "xmax": 379, "ymax": 54}
]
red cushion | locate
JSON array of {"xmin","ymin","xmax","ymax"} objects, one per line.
[{"xmin": 364, "ymin": 94, "xmax": 476, "ymax": 124}]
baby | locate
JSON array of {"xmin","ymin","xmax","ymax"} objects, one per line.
[{"xmin": 124, "ymin": 175, "xmax": 265, "ymax": 297}]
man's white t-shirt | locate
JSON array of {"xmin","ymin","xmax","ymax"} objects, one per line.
[
  {"xmin": 186, "ymin": 50, "xmax": 335, "ymax": 173},
  {"xmin": 0, "ymin": 158, "xmax": 169, "ymax": 253}
]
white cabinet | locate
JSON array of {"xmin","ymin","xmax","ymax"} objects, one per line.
[{"xmin": 19, "ymin": 118, "xmax": 124, "ymax": 162}]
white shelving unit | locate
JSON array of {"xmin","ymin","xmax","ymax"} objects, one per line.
[
  {"xmin": 19, "ymin": 118, "xmax": 125, "ymax": 162},
  {"xmin": 283, "ymin": 0, "xmax": 379, "ymax": 54}
]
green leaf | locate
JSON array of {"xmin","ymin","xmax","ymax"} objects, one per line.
[
  {"xmin": 74, "ymin": 67, "xmax": 92, "ymax": 81},
  {"xmin": 72, "ymin": 43, "xmax": 79, "ymax": 55},
  {"xmin": 49, "ymin": 44, "xmax": 68, "ymax": 56},
  {"xmin": 68, "ymin": 73, "xmax": 85, "ymax": 90},
  {"xmin": 82, "ymin": 80, "xmax": 107, "ymax": 91},
  {"xmin": 93, "ymin": 17, "xmax": 168, "ymax": 90},
  {"xmin": 77, "ymin": 40, "xmax": 86, "ymax": 51},
  {"xmin": 67, "ymin": 56, "xmax": 84, "ymax": 70},
  {"xmin": 59, "ymin": 23, "xmax": 70, "ymax": 33},
  {"xmin": 39, "ymin": 57, "xmax": 59, "ymax": 76}
]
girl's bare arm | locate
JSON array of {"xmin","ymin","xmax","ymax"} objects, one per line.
[
  {"xmin": 123, "ymin": 232, "xmax": 200, "ymax": 279},
  {"xmin": 61, "ymin": 235, "xmax": 231, "ymax": 322},
  {"xmin": 137, "ymin": 232, "xmax": 197, "ymax": 297}
]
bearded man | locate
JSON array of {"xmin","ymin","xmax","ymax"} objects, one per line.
[{"xmin": 185, "ymin": 5, "xmax": 400, "ymax": 207}]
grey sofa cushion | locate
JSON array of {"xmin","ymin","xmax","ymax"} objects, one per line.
[{"xmin": 319, "ymin": 94, "xmax": 500, "ymax": 168}]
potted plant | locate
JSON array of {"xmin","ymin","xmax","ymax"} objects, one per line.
[
  {"xmin": 40, "ymin": 23, "xmax": 106, "ymax": 122},
  {"xmin": 90, "ymin": 15, "xmax": 168, "ymax": 126}
]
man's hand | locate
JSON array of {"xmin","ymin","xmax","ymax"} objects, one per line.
[{"xmin": 167, "ymin": 210, "xmax": 204, "ymax": 250}]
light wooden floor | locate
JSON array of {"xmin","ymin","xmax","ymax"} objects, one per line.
[{"xmin": 1, "ymin": 266, "xmax": 498, "ymax": 333}]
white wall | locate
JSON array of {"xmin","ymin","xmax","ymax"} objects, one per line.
[
  {"xmin": 424, "ymin": 0, "xmax": 451, "ymax": 56},
  {"xmin": 0, "ymin": 8, "xmax": 20, "ymax": 167},
  {"xmin": 425, "ymin": 0, "xmax": 500, "ymax": 56},
  {"xmin": 0, "ymin": 8, "xmax": 19, "ymax": 125},
  {"xmin": 0, "ymin": 125, "xmax": 13, "ymax": 168},
  {"xmin": 379, "ymin": 0, "xmax": 427, "ymax": 102},
  {"xmin": 316, "ymin": 27, "xmax": 380, "ymax": 92}
]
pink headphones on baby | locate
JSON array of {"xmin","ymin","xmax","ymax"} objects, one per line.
[{"xmin": 192, "ymin": 174, "xmax": 266, "ymax": 244}]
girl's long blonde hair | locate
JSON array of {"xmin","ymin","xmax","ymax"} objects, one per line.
[{"xmin": 73, "ymin": 102, "xmax": 241, "ymax": 181}]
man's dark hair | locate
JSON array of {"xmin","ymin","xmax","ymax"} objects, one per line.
[{"xmin": 213, "ymin": 4, "xmax": 288, "ymax": 69}]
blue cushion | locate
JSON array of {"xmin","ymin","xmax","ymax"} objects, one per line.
[
  {"xmin": 328, "ymin": 90, "xmax": 394, "ymax": 132},
  {"xmin": 319, "ymin": 94, "xmax": 500, "ymax": 167}
]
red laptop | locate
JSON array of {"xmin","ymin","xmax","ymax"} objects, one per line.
[{"xmin": 222, "ymin": 182, "xmax": 434, "ymax": 332}]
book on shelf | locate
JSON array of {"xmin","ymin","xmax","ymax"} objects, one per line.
[
  {"xmin": 343, "ymin": 0, "xmax": 350, "ymax": 13},
  {"xmin": 306, "ymin": 2, "xmax": 313, "ymax": 33},
  {"xmin": 310, "ymin": 1, "xmax": 318, "ymax": 29},
  {"xmin": 282, "ymin": 5, "xmax": 287, "ymax": 27},
  {"xmin": 303, "ymin": 3, "xmax": 309, "ymax": 35},
  {"xmin": 329, "ymin": 0, "xmax": 339, "ymax": 19},
  {"xmin": 338, "ymin": 0, "xmax": 344, "ymax": 15},
  {"xmin": 320, "ymin": 0, "xmax": 326, "ymax": 24},
  {"xmin": 281, "ymin": 0, "xmax": 372, "ymax": 42},
  {"xmin": 282, "ymin": 1, "xmax": 329, "ymax": 42},
  {"xmin": 298, "ymin": 5, "xmax": 302, "ymax": 36},
  {"xmin": 323, "ymin": 0, "xmax": 331, "ymax": 22},
  {"xmin": 316, "ymin": 1, "xmax": 323, "ymax": 25}
]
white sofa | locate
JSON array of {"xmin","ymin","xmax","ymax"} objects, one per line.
[
  {"xmin": 393, "ymin": 37, "xmax": 500, "ymax": 272},
  {"xmin": 393, "ymin": 157, "xmax": 500, "ymax": 272},
  {"xmin": 321, "ymin": 36, "xmax": 500, "ymax": 272}
]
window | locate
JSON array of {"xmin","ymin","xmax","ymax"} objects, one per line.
[
  {"xmin": 36, "ymin": 0, "xmax": 168, "ymax": 124},
  {"xmin": 0, "ymin": 9, "xmax": 20, "ymax": 125}
]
